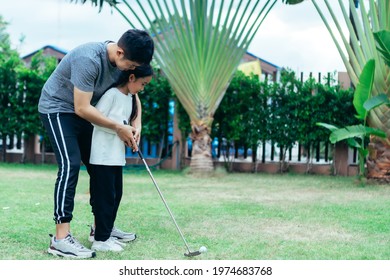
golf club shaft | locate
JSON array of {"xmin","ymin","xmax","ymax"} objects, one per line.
[
  {"xmin": 123, "ymin": 120, "xmax": 194, "ymax": 254},
  {"xmin": 137, "ymin": 148, "xmax": 192, "ymax": 254}
]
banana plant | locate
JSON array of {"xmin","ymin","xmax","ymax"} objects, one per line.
[
  {"xmin": 71, "ymin": 0, "xmax": 277, "ymax": 173},
  {"xmin": 317, "ymin": 59, "xmax": 388, "ymax": 177},
  {"xmin": 283, "ymin": 0, "xmax": 390, "ymax": 179}
]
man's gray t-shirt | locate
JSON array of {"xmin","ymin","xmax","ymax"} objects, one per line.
[{"xmin": 38, "ymin": 41, "xmax": 122, "ymax": 114}]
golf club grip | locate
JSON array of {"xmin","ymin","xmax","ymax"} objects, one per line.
[
  {"xmin": 123, "ymin": 120, "xmax": 142, "ymax": 157},
  {"xmin": 137, "ymin": 149, "xmax": 144, "ymax": 160}
]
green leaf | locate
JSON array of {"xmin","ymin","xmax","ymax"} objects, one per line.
[
  {"xmin": 363, "ymin": 93, "xmax": 390, "ymax": 111},
  {"xmin": 360, "ymin": 148, "xmax": 369, "ymax": 158},
  {"xmin": 79, "ymin": 0, "xmax": 118, "ymax": 11},
  {"xmin": 346, "ymin": 138, "xmax": 361, "ymax": 149},
  {"xmin": 353, "ymin": 59, "xmax": 375, "ymax": 120},
  {"xmin": 374, "ymin": 30, "xmax": 390, "ymax": 67},
  {"xmin": 281, "ymin": 0, "xmax": 305, "ymax": 4},
  {"xmin": 316, "ymin": 122, "xmax": 338, "ymax": 132},
  {"xmin": 329, "ymin": 124, "xmax": 386, "ymax": 144}
]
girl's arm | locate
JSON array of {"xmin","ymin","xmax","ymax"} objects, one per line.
[{"xmin": 131, "ymin": 94, "xmax": 142, "ymax": 144}]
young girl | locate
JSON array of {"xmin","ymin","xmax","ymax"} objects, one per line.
[{"xmin": 89, "ymin": 64, "xmax": 153, "ymax": 252}]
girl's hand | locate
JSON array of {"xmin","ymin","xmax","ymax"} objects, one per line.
[
  {"xmin": 133, "ymin": 127, "xmax": 141, "ymax": 145},
  {"xmin": 121, "ymin": 121, "xmax": 138, "ymax": 151},
  {"xmin": 117, "ymin": 124, "xmax": 138, "ymax": 151}
]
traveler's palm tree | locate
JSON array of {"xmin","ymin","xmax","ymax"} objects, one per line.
[
  {"xmin": 72, "ymin": 0, "xmax": 276, "ymax": 173},
  {"xmin": 283, "ymin": 0, "xmax": 390, "ymax": 180}
]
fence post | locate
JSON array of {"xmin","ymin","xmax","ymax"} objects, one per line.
[
  {"xmin": 298, "ymin": 143, "xmax": 302, "ymax": 162},
  {"xmin": 262, "ymin": 139, "xmax": 266, "ymax": 163},
  {"xmin": 324, "ymin": 141, "xmax": 329, "ymax": 162},
  {"xmin": 334, "ymin": 142, "xmax": 349, "ymax": 175}
]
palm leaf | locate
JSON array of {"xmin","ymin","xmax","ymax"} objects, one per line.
[
  {"xmin": 115, "ymin": 1, "xmax": 275, "ymax": 128},
  {"xmin": 374, "ymin": 30, "xmax": 390, "ymax": 68},
  {"xmin": 363, "ymin": 93, "xmax": 390, "ymax": 111},
  {"xmin": 281, "ymin": 0, "xmax": 305, "ymax": 4},
  {"xmin": 305, "ymin": 0, "xmax": 390, "ymax": 134},
  {"xmin": 346, "ymin": 138, "xmax": 362, "ymax": 149},
  {"xmin": 353, "ymin": 59, "xmax": 375, "ymax": 120},
  {"xmin": 316, "ymin": 122, "xmax": 364, "ymax": 148},
  {"xmin": 69, "ymin": 0, "xmax": 118, "ymax": 11},
  {"xmin": 329, "ymin": 124, "xmax": 386, "ymax": 144},
  {"xmin": 316, "ymin": 122, "xmax": 338, "ymax": 132}
]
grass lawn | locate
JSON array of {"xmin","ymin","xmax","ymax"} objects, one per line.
[{"xmin": 0, "ymin": 163, "xmax": 389, "ymax": 260}]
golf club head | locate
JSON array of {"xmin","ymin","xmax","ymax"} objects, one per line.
[{"xmin": 184, "ymin": 251, "xmax": 201, "ymax": 257}]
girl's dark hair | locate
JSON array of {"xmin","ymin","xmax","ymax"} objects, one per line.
[
  {"xmin": 116, "ymin": 64, "xmax": 153, "ymax": 123},
  {"xmin": 116, "ymin": 64, "xmax": 154, "ymax": 87}
]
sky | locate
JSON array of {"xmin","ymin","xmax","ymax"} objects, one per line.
[{"xmin": 1, "ymin": 0, "xmax": 348, "ymax": 77}]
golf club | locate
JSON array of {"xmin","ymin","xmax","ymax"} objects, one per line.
[{"xmin": 124, "ymin": 121, "xmax": 203, "ymax": 257}]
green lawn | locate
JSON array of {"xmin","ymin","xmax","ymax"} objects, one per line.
[{"xmin": 0, "ymin": 163, "xmax": 389, "ymax": 260}]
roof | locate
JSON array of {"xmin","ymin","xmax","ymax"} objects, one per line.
[
  {"xmin": 21, "ymin": 45, "xmax": 280, "ymax": 71},
  {"xmin": 21, "ymin": 45, "xmax": 68, "ymax": 60},
  {"xmin": 245, "ymin": 51, "xmax": 281, "ymax": 69}
]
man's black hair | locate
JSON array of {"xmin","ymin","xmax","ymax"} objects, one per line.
[{"xmin": 118, "ymin": 29, "xmax": 154, "ymax": 65}]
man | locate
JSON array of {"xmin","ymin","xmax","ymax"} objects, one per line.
[{"xmin": 38, "ymin": 29, "xmax": 154, "ymax": 258}]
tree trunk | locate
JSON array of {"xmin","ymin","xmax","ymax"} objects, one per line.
[
  {"xmin": 1, "ymin": 135, "xmax": 7, "ymax": 162},
  {"xmin": 366, "ymin": 136, "xmax": 390, "ymax": 182},
  {"xmin": 21, "ymin": 135, "xmax": 36, "ymax": 163},
  {"xmin": 251, "ymin": 144, "xmax": 258, "ymax": 173},
  {"xmin": 189, "ymin": 123, "xmax": 213, "ymax": 174},
  {"xmin": 179, "ymin": 133, "xmax": 187, "ymax": 170},
  {"xmin": 41, "ymin": 139, "xmax": 46, "ymax": 164}
]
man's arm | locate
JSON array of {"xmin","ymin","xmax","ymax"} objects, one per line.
[{"xmin": 73, "ymin": 86, "xmax": 138, "ymax": 149}]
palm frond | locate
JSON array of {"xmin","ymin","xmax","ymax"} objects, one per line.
[
  {"xmin": 353, "ymin": 59, "xmax": 375, "ymax": 121},
  {"xmin": 374, "ymin": 30, "xmax": 390, "ymax": 68},
  {"xmin": 281, "ymin": 0, "xmax": 306, "ymax": 4},
  {"xmin": 329, "ymin": 124, "xmax": 386, "ymax": 144},
  {"xmin": 69, "ymin": 0, "xmax": 118, "ymax": 12},
  {"xmin": 308, "ymin": 0, "xmax": 390, "ymax": 133},
  {"xmin": 105, "ymin": 0, "xmax": 276, "ymax": 128}
]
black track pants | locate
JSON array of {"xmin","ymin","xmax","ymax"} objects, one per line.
[
  {"xmin": 89, "ymin": 165, "xmax": 123, "ymax": 241},
  {"xmin": 40, "ymin": 113, "xmax": 93, "ymax": 224}
]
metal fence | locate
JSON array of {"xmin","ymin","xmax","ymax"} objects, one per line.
[{"xmin": 207, "ymin": 138, "xmax": 358, "ymax": 165}]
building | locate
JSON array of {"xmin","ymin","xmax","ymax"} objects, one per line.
[
  {"xmin": 22, "ymin": 45, "xmax": 67, "ymax": 65},
  {"xmin": 240, "ymin": 51, "xmax": 280, "ymax": 81}
]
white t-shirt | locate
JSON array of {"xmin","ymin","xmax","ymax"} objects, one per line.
[{"xmin": 90, "ymin": 88, "xmax": 133, "ymax": 166}]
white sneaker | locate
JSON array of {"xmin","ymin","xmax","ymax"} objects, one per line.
[
  {"xmin": 48, "ymin": 233, "xmax": 96, "ymax": 259},
  {"xmin": 89, "ymin": 225, "xmax": 136, "ymax": 243},
  {"xmin": 114, "ymin": 239, "xmax": 127, "ymax": 248},
  {"xmin": 111, "ymin": 226, "xmax": 137, "ymax": 242},
  {"xmin": 91, "ymin": 237, "xmax": 124, "ymax": 252}
]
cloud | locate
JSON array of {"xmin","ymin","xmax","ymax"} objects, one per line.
[
  {"xmin": 2, "ymin": 0, "xmax": 347, "ymax": 75},
  {"xmin": 248, "ymin": 0, "xmax": 346, "ymax": 74}
]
